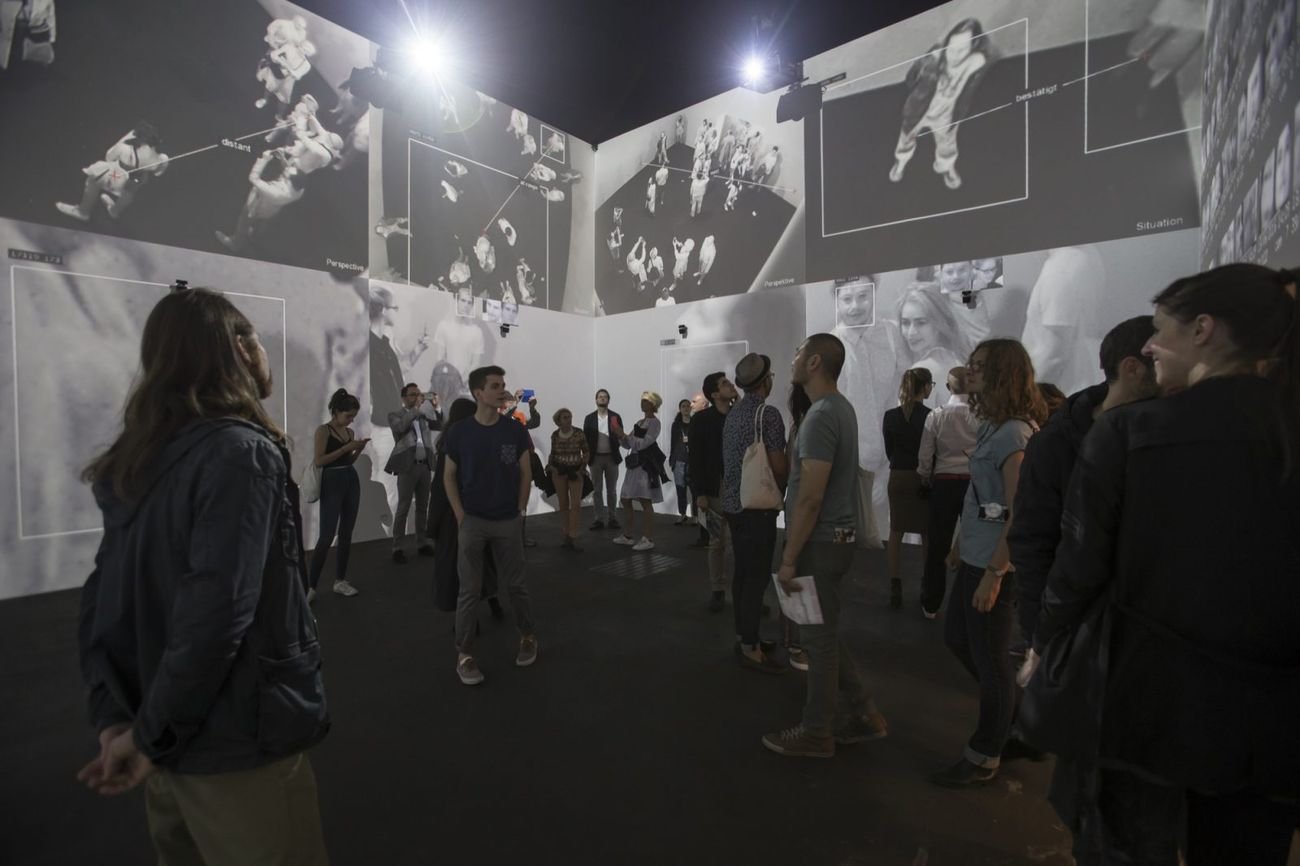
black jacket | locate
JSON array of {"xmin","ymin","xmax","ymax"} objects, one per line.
[
  {"xmin": 583, "ymin": 409, "xmax": 624, "ymax": 466},
  {"xmin": 669, "ymin": 414, "xmax": 690, "ymax": 468},
  {"xmin": 882, "ymin": 405, "xmax": 930, "ymax": 470},
  {"xmin": 1009, "ymin": 384, "xmax": 1107, "ymax": 618},
  {"xmin": 687, "ymin": 405, "xmax": 726, "ymax": 498},
  {"xmin": 79, "ymin": 419, "xmax": 329, "ymax": 774},
  {"xmin": 1037, "ymin": 377, "xmax": 1300, "ymax": 796}
]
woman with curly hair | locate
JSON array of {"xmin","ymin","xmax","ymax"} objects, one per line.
[{"xmin": 931, "ymin": 338, "xmax": 1046, "ymax": 787}]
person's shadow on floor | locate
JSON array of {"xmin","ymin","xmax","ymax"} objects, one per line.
[{"xmin": 353, "ymin": 454, "xmax": 394, "ymax": 541}]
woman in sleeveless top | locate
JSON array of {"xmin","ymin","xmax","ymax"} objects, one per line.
[{"xmin": 308, "ymin": 389, "xmax": 368, "ymax": 599}]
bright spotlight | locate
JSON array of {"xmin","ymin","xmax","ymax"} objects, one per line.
[
  {"xmin": 742, "ymin": 55, "xmax": 766, "ymax": 86},
  {"xmin": 408, "ymin": 35, "xmax": 450, "ymax": 78}
]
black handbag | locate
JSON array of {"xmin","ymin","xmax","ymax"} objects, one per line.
[{"xmin": 1018, "ymin": 588, "xmax": 1114, "ymax": 756}]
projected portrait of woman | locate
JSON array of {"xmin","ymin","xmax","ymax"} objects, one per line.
[
  {"xmin": 888, "ymin": 18, "xmax": 992, "ymax": 191},
  {"xmin": 896, "ymin": 282, "xmax": 965, "ymax": 408}
]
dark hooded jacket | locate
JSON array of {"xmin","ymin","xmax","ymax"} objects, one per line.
[
  {"xmin": 1036, "ymin": 376, "xmax": 1300, "ymax": 796},
  {"xmin": 1009, "ymin": 383, "xmax": 1108, "ymax": 636},
  {"xmin": 79, "ymin": 418, "xmax": 329, "ymax": 774}
]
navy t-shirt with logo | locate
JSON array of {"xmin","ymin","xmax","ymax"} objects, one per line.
[{"xmin": 443, "ymin": 415, "xmax": 532, "ymax": 520}]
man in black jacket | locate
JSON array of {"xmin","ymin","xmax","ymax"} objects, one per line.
[
  {"xmin": 76, "ymin": 288, "xmax": 329, "ymax": 863},
  {"xmin": 583, "ymin": 389, "xmax": 623, "ymax": 530},
  {"xmin": 1010, "ymin": 315, "xmax": 1156, "ymax": 647},
  {"xmin": 689, "ymin": 370, "xmax": 737, "ymax": 611}
]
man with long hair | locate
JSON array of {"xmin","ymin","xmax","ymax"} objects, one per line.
[{"xmin": 76, "ymin": 287, "xmax": 329, "ymax": 863}]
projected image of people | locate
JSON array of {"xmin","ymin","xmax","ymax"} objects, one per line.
[
  {"xmin": 888, "ymin": 19, "xmax": 992, "ymax": 191},
  {"xmin": 374, "ymin": 67, "xmax": 583, "ymax": 312},
  {"xmin": 1, "ymin": 0, "xmax": 372, "ymax": 273}
]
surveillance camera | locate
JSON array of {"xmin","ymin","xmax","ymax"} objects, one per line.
[
  {"xmin": 500, "ymin": 324, "xmax": 510, "ymax": 338},
  {"xmin": 961, "ymin": 290, "xmax": 976, "ymax": 309},
  {"xmin": 678, "ymin": 324, "xmax": 688, "ymax": 339}
]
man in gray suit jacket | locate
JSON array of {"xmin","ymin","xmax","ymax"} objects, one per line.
[{"xmin": 386, "ymin": 383, "xmax": 443, "ymax": 563}]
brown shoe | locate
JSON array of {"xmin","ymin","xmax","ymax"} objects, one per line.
[
  {"xmin": 761, "ymin": 724, "xmax": 834, "ymax": 758},
  {"xmin": 834, "ymin": 711, "xmax": 889, "ymax": 744}
]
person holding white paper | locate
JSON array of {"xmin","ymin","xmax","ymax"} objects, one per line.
[{"xmin": 762, "ymin": 334, "xmax": 889, "ymax": 759}]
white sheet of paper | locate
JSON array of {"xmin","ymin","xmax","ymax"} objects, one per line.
[{"xmin": 772, "ymin": 574, "xmax": 824, "ymax": 625}]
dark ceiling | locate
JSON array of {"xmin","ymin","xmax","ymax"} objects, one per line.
[{"xmin": 292, "ymin": 0, "xmax": 948, "ymax": 143}]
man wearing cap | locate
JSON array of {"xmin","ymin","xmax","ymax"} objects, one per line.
[
  {"xmin": 721, "ymin": 353, "xmax": 788, "ymax": 672},
  {"xmin": 689, "ymin": 371, "xmax": 738, "ymax": 612}
]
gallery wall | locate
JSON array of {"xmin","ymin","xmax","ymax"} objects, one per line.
[
  {"xmin": 0, "ymin": 0, "xmax": 1237, "ymax": 598},
  {"xmin": 1200, "ymin": 0, "xmax": 1299, "ymax": 268}
]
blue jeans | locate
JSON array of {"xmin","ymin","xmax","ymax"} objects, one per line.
[
  {"xmin": 944, "ymin": 561, "xmax": 1017, "ymax": 767},
  {"xmin": 795, "ymin": 540, "xmax": 879, "ymax": 738}
]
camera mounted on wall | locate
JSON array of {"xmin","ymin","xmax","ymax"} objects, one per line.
[
  {"xmin": 677, "ymin": 324, "xmax": 688, "ymax": 339},
  {"xmin": 500, "ymin": 323, "xmax": 511, "ymax": 338},
  {"xmin": 171, "ymin": 278, "xmax": 191, "ymax": 293}
]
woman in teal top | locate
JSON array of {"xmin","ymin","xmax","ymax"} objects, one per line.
[{"xmin": 932, "ymin": 339, "xmax": 1046, "ymax": 787}]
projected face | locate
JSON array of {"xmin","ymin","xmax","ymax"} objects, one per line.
[
  {"xmin": 835, "ymin": 282, "xmax": 875, "ymax": 327},
  {"xmin": 939, "ymin": 261, "xmax": 973, "ymax": 295},
  {"xmin": 971, "ymin": 258, "xmax": 1000, "ymax": 291},
  {"xmin": 945, "ymin": 29, "xmax": 974, "ymax": 67},
  {"xmin": 899, "ymin": 299, "xmax": 938, "ymax": 357}
]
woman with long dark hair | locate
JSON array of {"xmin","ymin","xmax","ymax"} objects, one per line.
[
  {"xmin": 1029, "ymin": 265, "xmax": 1300, "ymax": 863},
  {"xmin": 307, "ymin": 389, "xmax": 368, "ymax": 598},
  {"xmin": 883, "ymin": 367, "xmax": 935, "ymax": 609},
  {"xmin": 430, "ymin": 398, "xmax": 502, "ymax": 619},
  {"xmin": 932, "ymin": 339, "xmax": 1046, "ymax": 787}
]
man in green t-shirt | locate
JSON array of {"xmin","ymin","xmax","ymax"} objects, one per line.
[{"xmin": 763, "ymin": 334, "xmax": 889, "ymax": 758}]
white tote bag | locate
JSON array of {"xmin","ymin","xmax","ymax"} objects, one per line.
[
  {"xmin": 740, "ymin": 405, "xmax": 783, "ymax": 510},
  {"xmin": 855, "ymin": 467, "xmax": 883, "ymax": 549},
  {"xmin": 300, "ymin": 460, "xmax": 322, "ymax": 504}
]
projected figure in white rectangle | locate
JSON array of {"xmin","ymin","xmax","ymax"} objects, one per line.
[
  {"xmin": 254, "ymin": 16, "xmax": 315, "ymax": 115},
  {"xmin": 888, "ymin": 18, "xmax": 992, "ymax": 192},
  {"xmin": 897, "ymin": 282, "xmax": 966, "ymax": 409}
]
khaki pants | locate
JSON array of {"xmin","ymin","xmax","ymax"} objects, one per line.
[
  {"xmin": 698, "ymin": 495, "xmax": 733, "ymax": 592},
  {"xmin": 145, "ymin": 753, "xmax": 329, "ymax": 866}
]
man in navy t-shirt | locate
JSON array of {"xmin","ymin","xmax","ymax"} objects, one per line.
[{"xmin": 443, "ymin": 365, "xmax": 538, "ymax": 686}]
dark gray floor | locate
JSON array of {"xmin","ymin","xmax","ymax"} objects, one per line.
[{"xmin": 5, "ymin": 513, "xmax": 1084, "ymax": 865}]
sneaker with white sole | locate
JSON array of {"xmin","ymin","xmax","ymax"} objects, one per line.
[
  {"xmin": 787, "ymin": 647, "xmax": 810, "ymax": 671},
  {"xmin": 456, "ymin": 655, "xmax": 485, "ymax": 685},
  {"xmin": 516, "ymin": 635, "xmax": 538, "ymax": 667},
  {"xmin": 631, "ymin": 537, "xmax": 655, "ymax": 551},
  {"xmin": 332, "ymin": 580, "xmax": 359, "ymax": 597},
  {"xmin": 612, "ymin": 534, "xmax": 636, "ymax": 546}
]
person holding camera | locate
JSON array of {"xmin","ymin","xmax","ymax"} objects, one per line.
[
  {"xmin": 931, "ymin": 340, "xmax": 1046, "ymax": 787},
  {"xmin": 386, "ymin": 383, "xmax": 443, "ymax": 564},
  {"xmin": 547, "ymin": 408, "xmax": 590, "ymax": 551}
]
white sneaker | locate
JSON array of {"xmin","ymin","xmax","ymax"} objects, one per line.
[
  {"xmin": 306, "ymin": 588, "xmax": 317, "ymax": 604},
  {"xmin": 632, "ymin": 537, "xmax": 655, "ymax": 551},
  {"xmin": 333, "ymin": 580, "xmax": 359, "ymax": 597},
  {"xmin": 612, "ymin": 534, "xmax": 636, "ymax": 546}
]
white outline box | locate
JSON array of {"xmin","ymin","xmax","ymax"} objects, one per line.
[
  {"xmin": 10, "ymin": 266, "xmax": 288, "ymax": 540},
  {"xmin": 820, "ymin": 17, "xmax": 1030, "ymax": 237},
  {"xmin": 1083, "ymin": 0, "xmax": 1202, "ymax": 153},
  {"xmin": 659, "ymin": 340, "xmax": 750, "ymax": 405},
  {"xmin": 539, "ymin": 124, "xmax": 568, "ymax": 166},
  {"xmin": 406, "ymin": 137, "xmax": 553, "ymax": 308}
]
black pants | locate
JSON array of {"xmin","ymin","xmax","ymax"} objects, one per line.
[
  {"xmin": 309, "ymin": 466, "xmax": 360, "ymax": 589},
  {"xmin": 922, "ymin": 476, "xmax": 968, "ymax": 613},
  {"xmin": 1078, "ymin": 767, "xmax": 1300, "ymax": 866},
  {"xmin": 675, "ymin": 483, "xmax": 695, "ymax": 517},
  {"xmin": 726, "ymin": 510, "xmax": 778, "ymax": 645},
  {"xmin": 944, "ymin": 561, "xmax": 1017, "ymax": 766}
]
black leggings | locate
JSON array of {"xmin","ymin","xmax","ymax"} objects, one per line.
[
  {"xmin": 675, "ymin": 483, "xmax": 694, "ymax": 517},
  {"xmin": 309, "ymin": 465, "xmax": 360, "ymax": 588}
]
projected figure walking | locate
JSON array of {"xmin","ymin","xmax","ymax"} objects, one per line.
[{"xmin": 888, "ymin": 18, "xmax": 992, "ymax": 191}]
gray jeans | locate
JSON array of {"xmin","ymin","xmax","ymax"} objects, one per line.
[
  {"xmin": 456, "ymin": 514, "xmax": 534, "ymax": 653},
  {"xmin": 794, "ymin": 540, "xmax": 879, "ymax": 737},
  {"xmin": 589, "ymin": 453, "xmax": 619, "ymax": 521},
  {"xmin": 392, "ymin": 461, "xmax": 431, "ymax": 551}
]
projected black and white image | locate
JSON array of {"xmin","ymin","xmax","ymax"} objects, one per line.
[
  {"xmin": 804, "ymin": 0, "xmax": 1205, "ymax": 279},
  {"xmin": 0, "ymin": 0, "xmax": 371, "ymax": 275},
  {"xmin": 370, "ymin": 69, "xmax": 584, "ymax": 312},
  {"xmin": 0, "ymin": 217, "xmax": 370, "ymax": 599},
  {"xmin": 594, "ymin": 87, "xmax": 804, "ymax": 314}
]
